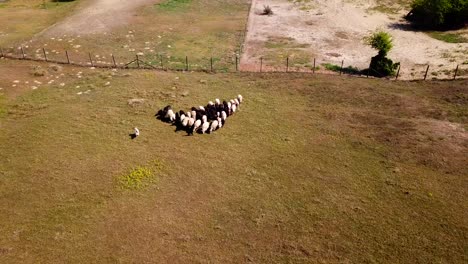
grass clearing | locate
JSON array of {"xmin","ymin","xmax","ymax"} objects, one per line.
[
  {"xmin": 0, "ymin": 0, "xmax": 78, "ymax": 47},
  {"xmin": 427, "ymin": 31, "xmax": 468, "ymax": 43},
  {"xmin": 0, "ymin": 59, "xmax": 466, "ymax": 262}
]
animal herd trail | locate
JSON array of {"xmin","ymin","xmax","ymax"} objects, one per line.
[{"xmin": 43, "ymin": 0, "xmax": 159, "ymax": 36}]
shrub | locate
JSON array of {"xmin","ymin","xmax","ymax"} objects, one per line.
[
  {"xmin": 364, "ymin": 31, "xmax": 399, "ymax": 77},
  {"xmin": 364, "ymin": 31, "xmax": 393, "ymax": 56},
  {"xmin": 262, "ymin": 5, "xmax": 273, "ymax": 15},
  {"xmin": 406, "ymin": 0, "xmax": 468, "ymax": 29}
]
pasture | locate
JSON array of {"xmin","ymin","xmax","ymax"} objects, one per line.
[
  {"xmin": 0, "ymin": 59, "xmax": 466, "ymax": 262},
  {"xmin": 0, "ymin": 0, "xmax": 467, "ymax": 262}
]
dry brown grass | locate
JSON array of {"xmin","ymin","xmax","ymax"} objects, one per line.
[{"xmin": 0, "ymin": 59, "xmax": 467, "ymax": 263}]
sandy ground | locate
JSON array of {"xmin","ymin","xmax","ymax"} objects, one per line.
[
  {"xmin": 241, "ymin": 0, "xmax": 468, "ymax": 79},
  {"xmin": 42, "ymin": 0, "xmax": 158, "ymax": 36}
]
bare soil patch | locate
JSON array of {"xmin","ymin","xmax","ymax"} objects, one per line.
[
  {"xmin": 42, "ymin": 0, "xmax": 159, "ymax": 36},
  {"xmin": 241, "ymin": 0, "xmax": 468, "ymax": 79}
]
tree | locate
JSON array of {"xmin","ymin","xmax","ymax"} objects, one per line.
[
  {"xmin": 364, "ymin": 31, "xmax": 399, "ymax": 77},
  {"xmin": 406, "ymin": 0, "xmax": 468, "ymax": 29}
]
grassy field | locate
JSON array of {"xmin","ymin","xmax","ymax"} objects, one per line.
[
  {"xmin": 0, "ymin": 59, "xmax": 466, "ymax": 263},
  {"xmin": 20, "ymin": 0, "xmax": 250, "ymax": 72},
  {"xmin": 0, "ymin": 0, "xmax": 79, "ymax": 47}
]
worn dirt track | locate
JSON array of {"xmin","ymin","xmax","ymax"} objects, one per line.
[{"xmin": 43, "ymin": 0, "xmax": 159, "ymax": 36}]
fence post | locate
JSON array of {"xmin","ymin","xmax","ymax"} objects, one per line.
[
  {"xmin": 210, "ymin": 57, "xmax": 213, "ymax": 72},
  {"xmin": 21, "ymin": 46, "xmax": 25, "ymax": 59},
  {"xmin": 313, "ymin": 58, "xmax": 316, "ymax": 74},
  {"xmin": 340, "ymin": 60, "xmax": 344, "ymax": 75},
  {"xmin": 112, "ymin": 54, "xmax": 117, "ymax": 68},
  {"xmin": 453, "ymin": 65, "xmax": 459, "ymax": 80},
  {"xmin": 260, "ymin": 57, "xmax": 263, "ymax": 73},
  {"xmin": 0, "ymin": 48, "xmax": 4, "ymax": 58},
  {"xmin": 185, "ymin": 56, "xmax": 188, "ymax": 71},
  {"xmin": 65, "ymin": 50, "xmax": 70, "ymax": 64},
  {"xmin": 286, "ymin": 56, "xmax": 289, "ymax": 72},
  {"xmin": 424, "ymin": 65, "xmax": 430, "ymax": 80},
  {"xmin": 236, "ymin": 55, "xmax": 238, "ymax": 72},
  {"xmin": 160, "ymin": 55, "xmax": 163, "ymax": 69},
  {"xmin": 395, "ymin": 64, "xmax": 401, "ymax": 80},
  {"xmin": 136, "ymin": 55, "xmax": 141, "ymax": 68},
  {"xmin": 43, "ymin": 48, "xmax": 48, "ymax": 62},
  {"xmin": 88, "ymin": 53, "xmax": 94, "ymax": 67}
]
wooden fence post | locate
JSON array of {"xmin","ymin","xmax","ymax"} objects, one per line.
[
  {"xmin": 21, "ymin": 46, "xmax": 25, "ymax": 59},
  {"xmin": 88, "ymin": 53, "xmax": 94, "ymax": 67},
  {"xmin": 210, "ymin": 57, "xmax": 213, "ymax": 72},
  {"xmin": 313, "ymin": 58, "xmax": 316, "ymax": 74},
  {"xmin": 43, "ymin": 48, "xmax": 48, "ymax": 62},
  {"xmin": 136, "ymin": 55, "xmax": 140, "ymax": 68},
  {"xmin": 112, "ymin": 54, "xmax": 117, "ymax": 68},
  {"xmin": 286, "ymin": 56, "xmax": 289, "ymax": 72},
  {"xmin": 236, "ymin": 55, "xmax": 238, "ymax": 72},
  {"xmin": 185, "ymin": 56, "xmax": 188, "ymax": 71},
  {"xmin": 160, "ymin": 55, "xmax": 163, "ymax": 69},
  {"xmin": 453, "ymin": 65, "xmax": 459, "ymax": 80},
  {"xmin": 340, "ymin": 60, "xmax": 344, "ymax": 75},
  {"xmin": 424, "ymin": 65, "xmax": 430, "ymax": 80},
  {"xmin": 0, "ymin": 48, "xmax": 4, "ymax": 58},
  {"xmin": 395, "ymin": 64, "xmax": 401, "ymax": 80},
  {"xmin": 260, "ymin": 57, "xmax": 263, "ymax": 73},
  {"xmin": 65, "ymin": 50, "xmax": 70, "ymax": 64}
]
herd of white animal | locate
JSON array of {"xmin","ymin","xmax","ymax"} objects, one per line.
[{"xmin": 145, "ymin": 94, "xmax": 243, "ymax": 136}]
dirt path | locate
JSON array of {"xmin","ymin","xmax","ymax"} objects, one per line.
[
  {"xmin": 43, "ymin": 0, "xmax": 159, "ymax": 36},
  {"xmin": 241, "ymin": 0, "xmax": 468, "ymax": 78}
]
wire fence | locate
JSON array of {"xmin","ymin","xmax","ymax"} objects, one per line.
[{"xmin": 1, "ymin": 45, "xmax": 467, "ymax": 81}]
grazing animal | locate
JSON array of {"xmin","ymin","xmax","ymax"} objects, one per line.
[
  {"xmin": 237, "ymin": 94, "xmax": 243, "ymax": 104},
  {"xmin": 201, "ymin": 121, "xmax": 209, "ymax": 134},
  {"xmin": 232, "ymin": 104, "xmax": 237, "ymax": 113},
  {"xmin": 202, "ymin": 115, "xmax": 207, "ymax": 123},
  {"xmin": 182, "ymin": 116, "xmax": 190, "ymax": 127},
  {"xmin": 130, "ymin": 127, "xmax": 139, "ymax": 139},
  {"xmin": 199, "ymin": 106, "xmax": 205, "ymax": 111},
  {"xmin": 215, "ymin": 98, "xmax": 220, "ymax": 105},
  {"xmin": 191, "ymin": 110, "xmax": 196, "ymax": 120},
  {"xmin": 210, "ymin": 120, "xmax": 219, "ymax": 133},
  {"xmin": 217, "ymin": 117, "xmax": 223, "ymax": 129},
  {"xmin": 166, "ymin": 109, "xmax": 176, "ymax": 122},
  {"xmin": 221, "ymin": 111, "xmax": 227, "ymax": 121},
  {"xmin": 234, "ymin": 98, "xmax": 240, "ymax": 109},
  {"xmin": 193, "ymin": 119, "xmax": 202, "ymax": 132}
]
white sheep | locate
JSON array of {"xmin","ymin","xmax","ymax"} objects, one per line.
[
  {"xmin": 232, "ymin": 104, "xmax": 237, "ymax": 113},
  {"xmin": 134, "ymin": 127, "xmax": 140, "ymax": 137},
  {"xmin": 182, "ymin": 116, "xmax": 189, "ymax": 127},
  {"xmin": 217, "ymin": 117, "xmax": 223, "ymax": 129},
  {"xmin": 215, "ymin": 98, "xmax": 220, "ymax": 105},
  {"xmin": 193, "ymin": 119, "xmax": 202, "ymax": 132},
  {"xmin": 210, "ymin": 120, "xmax": 219, "ymax": 133},
  {"xmin": 199, "ymin": 106, "xmax": 205, "ymax": 111},
  {"xmin": 221, "ymin": 111, "xmax": 227, "ymax": 121},
  {"xmin": 201, "ymin": 121, "xmax": 209, "ymax": 134},
  {"xmin": 188, "ymin": 117, "xmax": 195, "ymax": 127},
  {"xmin": 237, "ymin": 94, "xmax": 243, "ymax": 104},
  {"xmin": 202, "ymin": 115, "xmax": 207, "ymax": 123}
]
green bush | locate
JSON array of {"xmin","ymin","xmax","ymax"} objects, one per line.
[
  {"xmin": 406, "ymin": 0, "xmax": 468, "ymax": 29},
  {"xmin": 369, "ymin": 53, "xmax": 400, "ymax": 77},
  {"xmin": 364, "ymin": 31, "xmax": 399, "ymax": 77}
]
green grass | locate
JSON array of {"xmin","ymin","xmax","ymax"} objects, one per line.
[
  {"xmin": 0, "ymin": 60, "xmax": 466, "ymax": 263},
  {"xmin": 0, "ymin": 0, "xmax": 78, "ymax": 46},
  {"xmin": 156, "ymin": 0, "xmax": 192, "ymax": 11},
  {"xmin": 427, "ymin": 32, "xmax": 468, "ymax": 43},
  {"xmin": 323, "ymin": 63, "xmax": 362, "ymax": 75}
]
